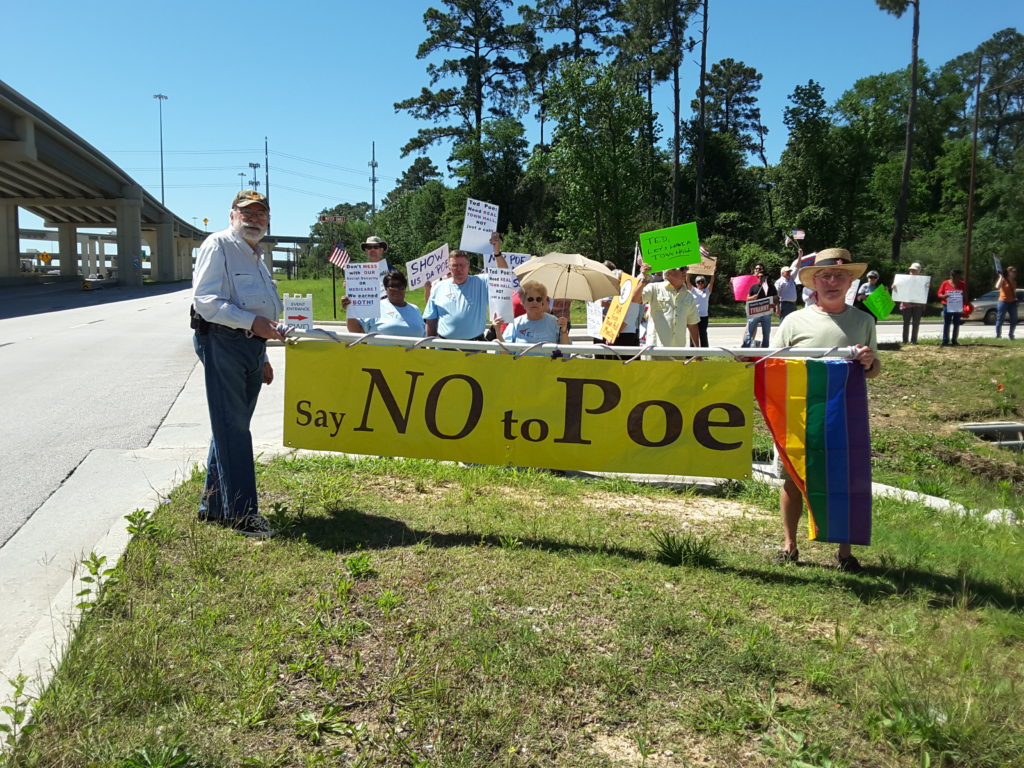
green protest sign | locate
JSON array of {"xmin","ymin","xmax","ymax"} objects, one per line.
[
  {"xmin": 639, "ymin": 222, "xmax": 701, "ymax": 271},
  {"xmin": 863, "ymin": 284, "xmax": 895, "ymax": 321}
]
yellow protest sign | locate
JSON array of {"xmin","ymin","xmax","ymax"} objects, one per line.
[
  {"xmin": 284, "ymin": 342, "xmax": 753, "ymax": 479},
  {"xmin": 600, "ymin": 273, "xmax": 639, "ymax": 344}
]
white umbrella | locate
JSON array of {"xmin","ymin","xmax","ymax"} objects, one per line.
[{"xmin": 512, "ymin": 252, "xmax": 619, "ymax": 302}]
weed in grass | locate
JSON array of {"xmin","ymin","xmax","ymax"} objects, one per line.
[
  {"xmin": 263, "ymin": 501, "xmax": 303, "ymax": 534},
  {"xmin": 0, "ymin": 674, "xmax": 38, "ymax": 759},
  {"xmin": 649, "ymin": 529, "xmax": 717, "ymax": 567},
  {"xmin": 739, "ymin": 623, "xmax": 784, "ymax": 677},
  {"xmin": 125, "ymin": 507, "xmax": 159, "ymax": 538},
  {"xmin": 75, "ymin": 551, "xmax": 117, "ymax": 613},
  {"xmin": 498, "ymin": 534, "xmax": 523, "ymax": 550},
  {"xmin": 375, "ymin": 589, "xmax": 403, "ymax": 618},
  {"xmin": 762, "ymin": 726, "xmax": 845, "ymax": 767},
  {"xmin": 345, "ymin": 551, "xmax": 376, "ymax": 580},
  {"xmin": 293, "ymin": 705, "xmax": 351, "ymax": 744},
  {"xmin": 914, "ymin": 477, "xmax": 952, "ymax": 498},
  {"xmin": 114, "ymin": 743, "xmax": 207, "ymax": 767}
]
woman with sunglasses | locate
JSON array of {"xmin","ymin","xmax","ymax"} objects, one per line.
[
  {"xmin": 344, "ymin": 270, "xmax": 425, "ymax": 337},
  {"xmin": 493, "ymin": 280, "xmax": 569, "ymax": 345}
]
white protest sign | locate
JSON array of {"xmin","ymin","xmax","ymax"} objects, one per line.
[
  {"xmin": 586, "ymin": 300, "xmax": 605, "ymax": 338},
  {"xmin": 846, "ymin": 279, "xmax": 860, "ymax": 306},
  {"xmin": 891, "ymin": 273, "xmax": 931, "ymax": 304},
  {"xmin": 406, "ymin": 244, "xmax": 450, "ymax": 290},
  {"xmin": 484, "ymin": 251, "xmax": 531, "ymax": 288},
  {"xmin": 283, "ymin": 293, "xmax": 314, "ymax": 331},
  {"xmin": 344, "ymin": 263, "xmax": 383, "ymax": 320},
  {"xmin": 945, "ymin": 290, "xmax": 964, "ymax": 313},
  {"xmin": 459, "ymin": 198, "xmax": 499, "ymax": 254},
  {"xmin": 746, "ymin": 297, "xmax": 775, "ymax": 318},
  {"xmin": 486, "ymin": 268, "xmax": 516, "ymax": 325}
]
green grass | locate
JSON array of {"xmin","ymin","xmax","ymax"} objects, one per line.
[
  {"xmin": 5, "ymin": 342, "xmax": 1023, "ymax": 768},
  {"xmin": 6, "ymin": 455, "xmax": 1024, "ymax": 768}
]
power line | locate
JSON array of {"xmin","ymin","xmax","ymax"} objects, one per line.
[{"xmin": 271, "ymin": 149, "xmax": 398, "ymax": 181}]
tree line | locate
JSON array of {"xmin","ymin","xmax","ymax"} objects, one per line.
[{"xmin": 303, "ymin": 0, "xmax": 1023, "ymax": 302}]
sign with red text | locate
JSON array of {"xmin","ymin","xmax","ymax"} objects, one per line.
[{"xmin": 459, "ymin": 198, "xmax": 499, "ymax": 255}]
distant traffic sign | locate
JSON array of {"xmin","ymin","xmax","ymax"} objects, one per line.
[{"xmin": 319, "ymin": 215, "xmax": 346, "ymax": 223}]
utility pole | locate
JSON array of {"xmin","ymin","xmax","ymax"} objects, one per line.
[
  {"xmin": 368, "ymin": 142, "xmax": 379, "ymax": 220},
  {"xmin": 248, "ymin": 162, "xmax": 260, "ymax": 190},
  {"xmin": 152, "ymin": 94, "xmax": 168, "ymax": 205},
  {"xmin": 238, "ymin": 172, "xmax": 246, "ymax": 190},
  {"xmin": 264, "ymin": 137, "xmax": 271, "ymax": 234}
]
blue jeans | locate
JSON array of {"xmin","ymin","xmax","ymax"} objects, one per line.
[
  {"xmin": 194, "ymin": 325, "xmax": 267, "ymax": 521},
  {"xmin": 995, "ymin": 301, "xmax": 1018, "ymax": 339},
  {"xmin": 941, "ymin": 309, "xmax": 961, "ymax": 345},
  {"xmin": 779, "ymin": 301, "xmax": 797, "ymax": 320},
  {"xmin": 742, "ymin": 314, "xmax": 771, "ymax": 348}
]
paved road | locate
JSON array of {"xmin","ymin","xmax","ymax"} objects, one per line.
[{"xmin": 0, "ymin": 282, "xmax": 196, "ymax": 547}]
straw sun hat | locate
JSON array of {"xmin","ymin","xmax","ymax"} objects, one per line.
[{"xmin": 797, "ymin": 248, "xmax": 867, "ymax": 283}]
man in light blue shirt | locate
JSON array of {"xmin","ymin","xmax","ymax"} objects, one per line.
[
  {"xmin": 191, "ymin": 190, "xmax": 283, "ymax": 537},
  {"xmin": 423, "ymin": 236, "xmax": 507, "ymax": 339}
]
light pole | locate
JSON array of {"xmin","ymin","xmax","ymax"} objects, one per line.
[
  {"xmin": 238, "ymin": 172, "xmax": 246, "ymax": 190},
  {"xmin": 152, "ymin": 94, "xmax": 168, "ymax": 205},
  {"xmin": 249, "ymin": 162, "xmax": 261, "ymax": 190}
]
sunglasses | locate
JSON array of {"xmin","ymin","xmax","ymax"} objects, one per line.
[
  {"xmin": 363, "ymin": 245, "xmax": 384, "ymax": 250},
  {"xmin": 384, "ymin": 283, "xmax": 405, "ymax": 290},
  {"xmin": 524, "ymin": 295, "xmax": 546, "ymax": 303}
]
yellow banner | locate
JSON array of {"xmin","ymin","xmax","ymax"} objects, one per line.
[{"xmin": 284, "ymin": 343, "xmax": 753, "ymax": 478}]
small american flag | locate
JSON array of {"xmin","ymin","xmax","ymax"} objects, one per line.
[
  {"xmin": 699, "ymin": 245, "xmax": 710, "ymax": 259},
  {"xmin": 791, "ymin": 229, "xmax": 806, "ymax": 240},
  {"xmin": 328, "ymin": 241, "xmax": 350, "ymax": 269}
]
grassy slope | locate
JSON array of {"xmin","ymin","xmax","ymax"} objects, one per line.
[{"xmin": 6, "ymin": 342, "xmax": 1023, "ymax": 768}]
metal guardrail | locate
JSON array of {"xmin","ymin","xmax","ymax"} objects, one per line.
[{"xmin": 285, "ymin": 327, "xmax": 860, "ymax": 363}]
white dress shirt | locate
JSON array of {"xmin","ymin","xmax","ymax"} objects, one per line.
[{"xmin": 193, "ymin": 228, "xmax": 282, "ymax": 330}]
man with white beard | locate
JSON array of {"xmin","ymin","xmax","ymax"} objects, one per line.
[{"xmin": 191, "ymin": 190, "xmax": 284, "ymax": 537}]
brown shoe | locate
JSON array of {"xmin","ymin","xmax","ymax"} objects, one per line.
[{"xmin": 771, "ymin": 548, "xmax": 799, "ymax": 565}]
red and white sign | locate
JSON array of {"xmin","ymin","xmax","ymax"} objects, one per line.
[
  {"xmin": 283, "ymin": 293, "xmax": 314, "ymax": 331},
  {"xmin": 745, "ymin": 297, "xmax": 775, "ymax": 318},
  {"xmin": 319, "ymin": 215, "xmax": 346, "ymax": 223}
]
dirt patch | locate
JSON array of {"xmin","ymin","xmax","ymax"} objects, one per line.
[{"xmin": 580, "ymin": 492, "xmax": 771, "ymax": 525}]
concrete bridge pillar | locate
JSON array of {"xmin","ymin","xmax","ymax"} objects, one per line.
[
  {"xmin": 58, "ymin": 224, "xmax": 77, "ymax": 277},
  {"xmin": 262, "ymin": 243, "xmax": 274, "ymax": 274},
  {"xmin": 116, "ymin": 189, "xmax": 143, "ymax": 287},
  {"xmin": 154, "ymin": 217, "xmax": 175, "ymax": 282},
  {"xmin": 0, "ymin": 203, "xmax": 18, "ymax": 278}
]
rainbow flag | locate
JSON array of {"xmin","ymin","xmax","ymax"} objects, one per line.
[{"xmin": 754, "ymin": 359, "xmax": 872, "ymax": 545}]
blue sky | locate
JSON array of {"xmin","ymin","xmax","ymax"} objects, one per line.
[{"xmin": 3, "ymin": 0, "xmax": 1018, "ymax": 244}]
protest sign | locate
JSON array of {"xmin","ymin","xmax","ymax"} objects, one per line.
[
  {"xmin": 745, "ymin": 297, "xmax": 774, "ymax": 318},
  {"xmin": 945, "ymin": 290, "xmax": 964, "ymax": 314},
  {"xmin": 863, "ymin": 285, "xmax": 895, "ymax": 320},
  {"xmin": 486, "ymin": 267, "xmax": 516, "ymax": 325},
  {"xmin": 688, "ymin": 252, "xmax": 718, "ymax": 277},
  {"xmin": 405, "ymin": 244, "xmax": 449, "ymax": 290},
  {"xmin": 891, "ymin": 273, "xmax": 930, "ymax": 304},
  {"xmin": 586, "ymin": 300, "xmax": 605, "ymax": 339},
  {"xmin": 638, "ymin": 222, "xmax": 701, "ymax": 271},
  {"xmin": 459, "ymin": 198, "xmax": 499, "ymax": 255},
  {"xmin": 343, "ymin": 263, "xmax": 382, "ymax": 320},
  {"xmin": 731, "ymin": 274, "xmax": 760, "ymax": 301},
  {"xmin": 485, "ymin": 251, "xmax": 531, "ymax": 288},
  {"xmin": 994, "ymin": 255, "xmax": 1004, "ymax": 275},
  {"xmin": 284, "ymin": 341, "xmax": 753, "ymax": 478},
  {"xmin": 846, "ymin": 279, "xmax": 860, "ymax": 306},
  {"xmin": 601, "ymin": 274, "xmax": 639, "ymax": 343}
]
